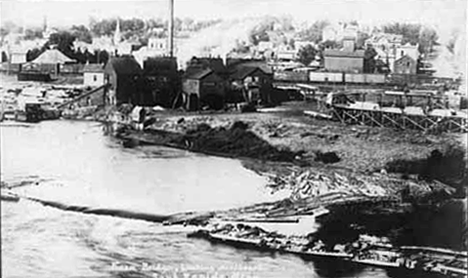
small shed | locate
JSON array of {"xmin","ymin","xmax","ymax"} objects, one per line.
[
  {"xmin": 393, "ymin": 55, "xmax": 417, "ymax": 75},
  {"xmin": 104, "ymin": 56, "xmax": 143, "ymax": 106},
  {"xmin": 83, "ymin": 64, "xmax": 105, "ymax": 87},
  {"xmin": 182, "ymin": 68, "xmax": 225, "ymax": 110}
]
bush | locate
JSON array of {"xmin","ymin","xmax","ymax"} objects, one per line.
[
  {"xmin": 385, "ymin": 145, "xmax": 467, "ymax": 190},
  {"xmin": 231, "ymin": 121, "xmax": 249, "ymax": 130}
]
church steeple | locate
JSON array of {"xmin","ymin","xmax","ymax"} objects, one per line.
[
  {"xmin": 113, "ymin": 18, "xmax": 121, "ymax": 45},
  {"xmin": 43, "ymin": 15, "xmax": 47, "ymax": 32}
]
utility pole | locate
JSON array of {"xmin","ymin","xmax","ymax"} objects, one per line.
[{"xmin": 168, "ymin": 0, "xmax": 174, "ymax": 57}]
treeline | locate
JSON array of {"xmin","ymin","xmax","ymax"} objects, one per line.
[
  {"xmin": 1, "ymin": 17, "xmax": 222, "ymax": 44},
  {"xmin": 247, "ymin": 19, "xmax": 439, "ymax": 55},
  {"xmin": 90, "ymin": 17, "xmax": 221, "ymax": 38},
  {"xmin": 25, "ymin": 31, "xmax": 110, "ymax": 64},
  {"xmin": 381, "ymin": 22, "xmax": 438, "ymax": 54}
]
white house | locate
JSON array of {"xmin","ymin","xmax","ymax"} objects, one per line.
[
  {"xmin": 83, "ymin": 64, "xmax": 105, "ymax": 87},
  {"xmin": 396, "ymin": 43, "xmax": 420, "ymax": 61},
  {"xmin": 148, "ymin": 37, "xmax": 167, "ymax": 52},
  {"xmin": 10, "ymin": 52, "xmax": 27, "ymax": 64}
]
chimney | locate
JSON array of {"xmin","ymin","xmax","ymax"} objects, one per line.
[{"xmin": 168, "ymin": 0, "xmax": 174, "ymax": 57}]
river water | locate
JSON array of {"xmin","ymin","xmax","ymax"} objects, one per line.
[{"xmin": 1, "ymin": 120, "xmax": 389, "ymax": 278}]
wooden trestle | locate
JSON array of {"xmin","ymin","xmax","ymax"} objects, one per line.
[{"xmin": 332, "ymin": 106, "xmax": 468, "ymax": 133}]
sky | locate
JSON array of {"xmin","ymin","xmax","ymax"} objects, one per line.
[{"xmin": 0, "ymin": 0, "xmax": 466, "ymax": 32}]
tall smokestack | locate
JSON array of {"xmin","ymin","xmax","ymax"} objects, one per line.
[{"xmin": 168, "ymin": 0, "xmax": 174, "ymax": 57}]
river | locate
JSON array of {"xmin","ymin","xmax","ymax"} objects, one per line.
[{"xmin": 1, "ymin": 120, "xmax": 390, "ymax": 278}]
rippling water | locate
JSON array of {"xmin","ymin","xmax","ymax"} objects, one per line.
[{"xmin": 1, "ymin": 120, "xmax": 389, "ymax": 278}]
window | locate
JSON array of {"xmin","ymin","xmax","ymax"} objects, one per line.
[{"xmin": 93, "ymin": 75, "xmax": 97, "ymax": 82}]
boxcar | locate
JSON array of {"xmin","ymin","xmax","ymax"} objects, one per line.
[
  {"xmin": 345, "ymin": 73, "xmax": 386, "ymax": 84},
  {"xmin": 274, "ymin": 71, "xmax": 308, "ymax": 82},
  {"xmin": 309, "ymin": 72, "xmax": 343, "ymax": 83}
]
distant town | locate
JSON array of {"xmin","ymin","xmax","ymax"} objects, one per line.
[
  {"xmin": 1, "ymin": 1, "xmax": 467, "ymax": 278},
  {"xmin": 0, "ymin": 15, "xmax": 449, "ymax": 74},
  {"xmin": 1, "ymin": 13, "xmax": 466, "ymax": 114}
]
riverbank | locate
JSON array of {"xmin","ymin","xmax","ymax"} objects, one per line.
[
  {"xmin": 101, "ymin": 103, "xmax": 467, "ymax": 250},
  {"xmin": 2, "ymin": 114, "xmax": 466, "ymax": 276},
  {"xmin": 110, "ymin": 104, "xmax": 466, "ymax": 190}
]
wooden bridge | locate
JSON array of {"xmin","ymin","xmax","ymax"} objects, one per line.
[
  {"xmin": 325, "ymin": 90, "xmax": 468, "ymax": 133},
  {"xmin": 331, "ymin": 105, "xmax": 467, "ymax": 133}
]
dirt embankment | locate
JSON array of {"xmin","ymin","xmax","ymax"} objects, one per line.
[{"xmin": 140, "ymin": 110, "xmax": 466, "ymax": 192}]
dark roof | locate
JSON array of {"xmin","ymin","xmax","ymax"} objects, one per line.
[
  {"xmin": 324, "ymin": 49, "xmax": 365, "ymax": 58},
  {"xmin": 143, "ymin": 57, "xmax": 177, "ymax": 75},
  {"xmin": 187, "ymin": 57, "xmax": 227, "ymax": 74},
  {"xmin": 227, "ymin": 59, "xmax": 273, "ymax": 75},
  {"xmin": 395, "ymin": 55, "xmax": 415, "ymax": 63},
  {"xmin": 185, "ymin": 68, "xmax": 214, "ymax": 80},
  {"xmin": 106, "ymin": 56, "xmax": 142, "ymax": 75},
  {"xmin": 230, "ymin": 66, "xmax": 262, "ymax": 80},
  {"xmin": 83, "ymin": 63, "xmax": 104, "ymax": 73}
]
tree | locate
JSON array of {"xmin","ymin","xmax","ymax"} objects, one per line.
[
  {"xmin": 382, "ymin": 23, "xmax": 438, "ymax": 54},
  {"xmin": 297, "ymin": 45, "xmax": 317, "ymax": 66},
  {"xmin": 249, "ymin": 20, "xmax": 273, "ymax": 45},
  {"xmin": 289, "ymin": 38, "xmax": 296, "ymax": 49},
  {"xmin": 46, "ymin": 31, "xmax": 77, "ymax": 58},
  {"xmin": 320, "ymin": 40, "xmax": 341, "ymax": 50},
  {"xmin": 73, "ymin": 49, "xmax": 86, "ymax": 63},
  {"xmin": 382, "ymin": 22, "xmax": 421, "ymax": 45},
  {"xmin": 71, "ymin": 25, "xmax": 92, "ymax": 43},
  {"xmin": 418, "ymin": 27, "xmax": 438, "ymax": 54},
  {"xmin": 96, "ymin": 50, "xmax": 109, "ymax": 64},
  {"xmin": 297, "ymin": 20, "xmax": 329, "ymax": 43},
  {"xmin": 24, "ymin": 28, "xmax": 43, "ymax": 40},
  {"xmin": 26, "ymin": 48, "xmax": 44, "ymax": 62},
  {"xmin": 364, "ymin": 46, "xmax": 378, "ymax": 73},
  {"xmin": 1, "ymin": 51, "xmax": 8, "ymax": 62},
  {"xmin": 356, "ymin": 32, "xmax": 370, "ymax": 49},
  {"xmin": 90, "ymin": 18, "xmax": 116, "ymax": 36},
  {"xmin": 0, "ymin": 21, "xmax": 20, "ymax": 38}
]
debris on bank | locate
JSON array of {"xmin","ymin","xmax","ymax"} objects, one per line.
[
  {"xmin": 1, "ymin": 190, "xmax": 20, "ymax": 202},
  {"xmin": 188, "ymin": 223, "xmax": 468, "ymax": 278}
]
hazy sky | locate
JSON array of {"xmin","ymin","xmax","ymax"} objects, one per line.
[{"xmin": 1, "ymin": 0, "xmax": 466, "ymax": 33}]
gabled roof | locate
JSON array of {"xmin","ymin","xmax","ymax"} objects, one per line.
[
  {"xmin": 106, "ymin": 56, "xmax": 142, "ymax": 75},
  {"xmin": 185, "ymin": 68, "xmax": 214, "ymax": 80},
  {"xmin": 31, "ymin": 49, "xmax": 75, "ymax": 64},
  {"xmin": 324, "ymin": 49, "xmax": 365, "ymax": 58},
  {"xmin": 230, "ymin": 66, "xmax": 265, "ymax": 80},
  {"xmin": 143, "ymin": 57, "xmax": 177, "ymax": 75},
  {"xmin": 226, "ymin": 59, "xmax": 273, "ymax": 75},
  {"xmin": 83, "ymin": 63, "xmax": 104, "ymax": 73},
  {"xmin": 187, "ymin": 57, "xmax": 227, "ymax": 74},
  {"xmin": 395, "ymin": 54, "xmax": 415, "ymax": 63}
]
